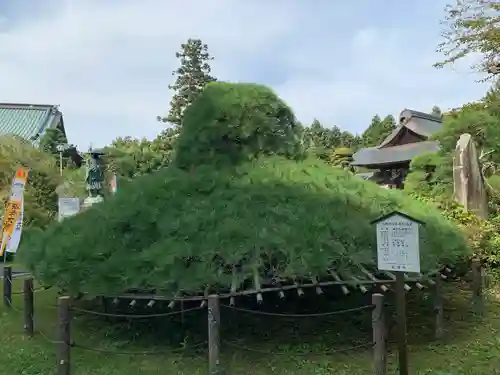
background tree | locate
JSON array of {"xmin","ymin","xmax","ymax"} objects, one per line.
[
  {"xmin": 105, "ymin": 129, "xmax": 178, "ymax": 178},
  {"xmin": 302, "ymin": 119, "xmax": 359, "ymax": 161},
  {"xmin": 360, "ymin": 114, "xmax": 396, "ymax": 147},
  {"xmin": 435, "ymin": 0, "xmax": 500, "ymax": 77},
  {"xmin": 39, "ymin": 128, "xmax": 76, "ymax": 170},
  {"xmin": 0, "ymin": 136, "xmax": 62, "ymax": 228},
  {"xmin": 431, "ymin": 105, "xmax": 443, "ymax": 118},
  {"xmin": 158, "ymin": 39, "xmax": 216, "ymax": 126}
]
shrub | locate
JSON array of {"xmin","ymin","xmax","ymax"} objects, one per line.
[
  {"xmin": 0, "ymin": 136, "xmax": 62, "ymax": 229},
  {"xmin": 19, "ymin": 157, "xmax": 470, "ymax": 296},
  {"xmin": 404, "ymin": 151, "xmax": 453, "ymax": 198},
  {"xmin": 411, "ymin": 194, "xmax": 500, "ymax": 265},
  {"xmin": 329, "ymin": 147, "xmax": 354, "ymax": 170}
]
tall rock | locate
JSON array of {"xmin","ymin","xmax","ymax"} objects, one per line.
[{"xmin": 453, "ymin": 133, "xmax": 488, "ymax": 219}]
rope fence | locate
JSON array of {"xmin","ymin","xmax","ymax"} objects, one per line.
[
  {"xmin": 219, "ymin": 302, "xmax": 374, "ymax": 317},
  {"xmin": 3, "ymin": 263, "xmax": 484, "ymax": 375}
]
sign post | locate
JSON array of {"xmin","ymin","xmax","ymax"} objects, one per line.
[
  {"xmin": 372, "ymin": 211, "xmax": 423, "ymax": 375},
  {"xmin": 58, "ymin": 198, "xmax": 81, "ymax": 222}
]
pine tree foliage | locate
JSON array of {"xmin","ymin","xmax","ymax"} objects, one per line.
[
  {"xmin": 160, "ymin": 39, "xmax": 216, "ymax": 126},
  {"xmin": 18, "ymin": 83, "xmax": 470, "ymax": 296},
  {"xmin": 174, "ymin": 82, "xmax": 304, "ymax": 168},
  {"xmin": 19, "ymin": 157, "xmax": 469, "ymax": 296}
]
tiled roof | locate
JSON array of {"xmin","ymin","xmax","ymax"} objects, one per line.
[
  {"xmin": 351, "ymin": 141, "xmax": 440, "ymax": 167},
  {"xmin": 0, "ymin": 103, "xmax": 63, "ymax": 143},
  {"xmin": 378, "ymin": 109, "xmax": 442, "ymax": 148}
]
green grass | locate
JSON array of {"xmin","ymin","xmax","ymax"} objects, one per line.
[{"xmin": 1, "ymin": 276, "xmax": 500, "ymax": 374}]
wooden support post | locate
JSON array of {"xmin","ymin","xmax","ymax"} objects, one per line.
[
  {"xmin": 471, "ymin": 259, "xmax": 484, "ymax": 316},
  {"xmin": 23, "ymin": 278, "xmax": 34, "ymax": 336},
  {"xmin": 3, "ymin": 266, "xmax": 12, "ymax": 309},
  {"xmin": 434, "ymin": 274, "xmax": 444, "ymax": 340},
  {"xmin": 208, "ymin": 295, "xmax": 221, "ymax": 375},
  {"xmin": 372, "ymin": 293, "xmax": 386, "ymax": 375},
  {"xmin": 395, "ymin": 272, "xmax": 409, "ymax": 375},
  {"xmin": 57, "ymin": 296, "xmax": 71, "ymax": 375}
]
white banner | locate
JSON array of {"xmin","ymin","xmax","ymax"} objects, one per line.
[{"xmin": 0, "ymin": 168, "xmax": 28, "ymax": 256}]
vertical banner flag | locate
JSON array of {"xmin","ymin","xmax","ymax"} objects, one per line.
[
  {"xmin": 110, "ymin": 173, "xmax": 117, "ymax": 194},
  {"xmin": 0, "ymin": 168, "xmax": 28, "ymax": 256}
]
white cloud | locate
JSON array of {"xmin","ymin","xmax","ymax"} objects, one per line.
[{"xmin": 0, "ymin": 0, "xmax": 491, "ymax": 147}]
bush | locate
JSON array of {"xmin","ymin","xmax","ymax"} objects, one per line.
[
  {"xmin": 411, "ymin": 194, "xmax": 500, "ymax": 265},
  {"xmin": 19, "ymin": 157, "xmax": 470, "ymax": 296},
  {"xmin": 329, "ymin": 147, "xmax": 354, "ymax": 170},
  {"xmin": 404, "ymin": 151, "xmax": 453, "ymax": 198},
  {"xmin": 174, "ymin": 82, "xmax": 304, "ymax": 168},
  {"xmin": 0, "ymin": 136, "xmax": 62, "ymax": 229}
]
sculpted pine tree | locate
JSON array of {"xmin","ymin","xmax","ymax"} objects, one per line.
[{"xmin": 161, "ymin": 39, "xmax": 216, "ymax": 126}]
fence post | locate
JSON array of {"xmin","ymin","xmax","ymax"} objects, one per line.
[
  {"xmin": 3, "ymin": 265, "xmax": 12, "ymax": 309},
  {"xmin": 57, "ymin": 296, "xmax": 71, "ymax": 375},
  {"xmin": 372, "ymin": 293, "xmax": 386, "ymax": 375},
  {"xmin": 434, "ymin": 274, "xmax": 444, "ymax": 340},
  {"xmin": 24, "ymin": 278, "xmax": 34, "ymax": 336},
  {"xmin": 471, "ymin": 259, "xmax": 484, "ymax": 316},
  {"xmin": 208, "ymin": 295, "xmax": 221, "ymax": 375}
]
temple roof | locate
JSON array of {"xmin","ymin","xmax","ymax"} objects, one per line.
[
  {"xmin": 378, "ymin": 109, "xmax": 442, "ymax": 148},
  {"xmin": 0, "ymin": 103, "xmax": 65, "ymax": 144},
  {"xmin": 352, "ymin": 109, "xmax": 443, "ymax": 167},
  {"xmin": 351, "ymin": 140, "xmax": 440, "ymax": 167}
]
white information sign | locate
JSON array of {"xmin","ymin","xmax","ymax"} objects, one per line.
[
  {"xmin": 376, "ymin": 213, "xmax": 421, "ymax": 273},
  {"xmin": 58, "ymin": 198, "xmax": 81, "ymax": 222}
]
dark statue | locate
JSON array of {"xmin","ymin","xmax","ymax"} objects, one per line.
[{"xmin": 85, "ymin": 148, "xmax": 105, "ymax": 197}]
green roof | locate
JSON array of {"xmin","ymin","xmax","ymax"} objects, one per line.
[{"xmin": 0, "ymin": 103, "xmax": 64, "ymax": 143}]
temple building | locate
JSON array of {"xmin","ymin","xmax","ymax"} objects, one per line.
[{"xmin": 352, "ymin": 109, "xmax": 443, "ymax": 188}]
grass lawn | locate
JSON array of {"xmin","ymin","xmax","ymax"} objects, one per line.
[{"xmin": 1, "ymin": 275, "xmax": 500, "ymax": 375}]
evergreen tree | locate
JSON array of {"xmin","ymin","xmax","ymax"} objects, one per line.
[
  {"xmin": 160, "ymin": 39, "xmax": 216, "ymax": 126},
  {"xmin": 361, "ymin": 114, "xmax": 396, "ymax": 147},
  {"xmin": 431, "ymin": 105, "xmax": 443, "ymax": 118},
  {"xmin": 39, "ymin": 128, "xmax": 74, "ymax": 170}
]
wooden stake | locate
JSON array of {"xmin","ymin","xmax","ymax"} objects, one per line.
[
  {"xmin": 57, "ymin": 296, "xmax": 71, "ymax": 375},
  {"xmin": 372, "ymin": 293, "xmax": 387, "ymax": 375},
  {"xmin": 208, "ymin": 295, "xmax": 221, "ymax": 375},
  {"xmin": 471, "ymin": 259, "xmax": 484, "ymax": 316},
  {"xmin": 23, "ymin": 278, "xmax": 34, "ymax": 337},
  {"xmin": 434, "ymin": 274, "xmax": 444, "ymax": 340},
  {"xmin": 395, "ymin": 272, "xmax": 409, "ymax": 375},
  {"xmin": 3, "ymin": 266, "xmax": 12, "ymax": 309}
]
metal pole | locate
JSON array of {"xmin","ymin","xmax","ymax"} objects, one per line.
[{"xmin": 59, "ymin": 151, "xmax": 63, "ymax": 176}]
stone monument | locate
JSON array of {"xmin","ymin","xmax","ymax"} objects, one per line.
[{"xmin": 453, "ymin": 133, "xmax": 488, "ymax": 219}]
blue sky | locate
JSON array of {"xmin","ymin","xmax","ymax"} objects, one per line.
[{"xmin": 0, "ymin": 0, "xmax": 490, "ymax": 149}]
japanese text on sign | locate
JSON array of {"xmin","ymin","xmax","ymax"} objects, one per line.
[{"xmin": 376, "ymin": 214, "xmax": 420, "ymax": 273}]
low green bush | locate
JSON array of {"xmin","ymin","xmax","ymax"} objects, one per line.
[{"xmin": 19, "ymin": 157, "xmax": 470, "ymax": 296}]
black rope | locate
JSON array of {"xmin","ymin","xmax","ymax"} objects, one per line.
[
  {"xmin": 71, "ymin": 341, "xmax": 205, "ymax": 355},
  {"xmin": 222, "ymin": 340, "xmax": 373, "ymax": 355},
  {"xmin": 220, "ymin": 304, "xmax": 374, "ymax": 317},
  {"xmin": 4, "ymin": 297, "xmax": 22, "ymax": 312},
  {"xmin": 70, "ymin": 305, "xmax": 206, "ymax": 318},
  {"xmin": 35, "ymin": 328, "xmax": 63, "ymax": 345}
]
